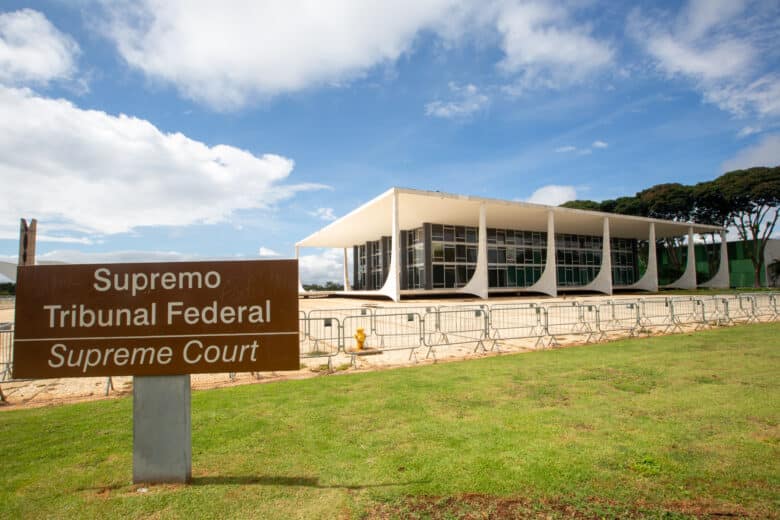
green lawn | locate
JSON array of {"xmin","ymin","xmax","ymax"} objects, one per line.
[{"xmin": 1, "ymin": 324, "xmax": 778, "ymax": 519}]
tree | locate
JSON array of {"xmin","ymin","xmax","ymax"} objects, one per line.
[
  {"xmin": 637, "ymin": 183, "xmax": 694, "ymax": 221},
  {"xmin": 692, "ymin": 180, "xmax": 732, "ymax": 278},
  {"xmin": 636, "ymin": 183, "xmax": 694, "ymax": 273},
  {"xmin": 303, "ymin": 281, "xmax": 344, "ymax": 291},
  {"xmin": 612, "ymin": 196, "xmax": 647, "ymax": 216},
  {"xmin": 560, "ymin": 200, "xmax": 602, "ymax": 211},
  {"xmin": 718, "ymin": 166, "xmax": 780, "ymax": 287}
]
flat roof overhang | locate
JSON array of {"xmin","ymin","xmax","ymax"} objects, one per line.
[{"xmin": 296, "ymin": 188, "xmax": 724, "ymax": 248}]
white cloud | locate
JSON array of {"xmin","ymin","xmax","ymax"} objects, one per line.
[
  {"xmin": 0, "ymin": 9, "xmax": 79, "ymax": 86},
  {"xmin": 629, "ymin": 1, "xmax": 780, "ymax": 119},
  {"xmin": 99, "ymin": 0, "xmax": 463, "ymax": 110},
  {"xmin": 310, "ymin": 207, "xmax": 337, "ymax": 221},
  {"xmin": 258, "ymin": 247, "xmax": 281, "ymax": 257},
  {"xmin": 94, "ymin": 1, "xmax": 615, "ymax": 109},
  {"xmin": 0, "ymin": 249, "xmax": 199, "ymax": 265},
  {"xmin": 526, "ymin": 184, "xmax": 578, "ymax": 206},
  {"xmin": 0, "ymin": 231, "xmax": 94, "ymax": 244},
  {"xmin": 556, "ymin": 141, "xmax": 607, "ymax": 154},
  {"xmin": 425, "ymin": 82, "xmax": 489, "ymax": 119},
  {"xmin": 721, "ymin": 134, "xmax": 780, "ymax": 172},
  {"xmin": 0, "ymin": 86, "xmax": 326, "ymax": 238},
  {"xmin": 679, "ymin": 0, "xmax": 748, "ymax": 40},
  {"xmin": 645, "ymin": 34, "xmax": 753, "ymax": 81},
  {"xmin": 737, "ymin": 126, "xmax": 761, "ymax": 138},
  {"xmin": 497, "ymin": 1, "xmax": 613, "ymax": 91},
  {"xmin": 298, "ymin": 249, "xmax": 348, "ymax": 284},
  {"xmin": 703, "ymin": 74, "xmax": 780, "ymax": 119}
]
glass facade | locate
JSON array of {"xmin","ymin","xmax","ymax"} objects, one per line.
[
  {"xmin": 356, "ymin": 244, "xmax": 367, "ymax": 289},
  {"xmin": 406, "ymin": 227, "xmax": 426, "ymax": 289},
  {"xmin": 611, "ymin": 238, "xmax": 638, "ymax": 286},
  {"xmin": 488, "ymin": 228, "xmax": 547, "ymax": 288},
  {"xmin": 431, "ymin": 224, "xmax": 478, "ymax": 289},
  {"xmin": 351, "ymin": 223, "xmax": 640, "ymax": 290},
  {"xmin": 555, "ymin": 233, "xmax": 602, "ymax": 287}
]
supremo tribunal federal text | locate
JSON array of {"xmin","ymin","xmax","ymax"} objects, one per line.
[{"xmin": 44, "ymin": 267, "xmax": 272, "ymax": 328}]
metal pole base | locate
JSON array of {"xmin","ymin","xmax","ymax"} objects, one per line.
[{"xmin": 133, "ymin": 375, "xmax": 191, "ymax": 484}]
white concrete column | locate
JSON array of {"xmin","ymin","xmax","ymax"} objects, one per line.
[
  {"xmin": 699, "ymin": 230, "xmax": 730, "ymax": 289},
  {"xmin": 581, "ymin": 217, "xmax": 613, "ymax": 295},
  {"xmin": 295, "ymin": 246, "xmax": 306, "ymax": 294},
  {"xmin": 342, "ymin": 248, "xmax": 351, "ymax": 291},
  {"xmin": 625, "ymin": 222, "xmax": 658, "ymax": 292},
  {"xmin": 379, "ymin": 188, "xmax": 401, "ymax": 302},
  {"xmin": 460, "ymin": 203, "xmax": 488, "ymax": 299},
  {"xmin": 664, "ymin": 226, "xmax": 697, "ymax": 289},
  {"xmin": 528, "ymin": 210, "xmax": 557, "ymax": 297}
]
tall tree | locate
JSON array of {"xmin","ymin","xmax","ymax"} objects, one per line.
[
  {"xmin": 560, "ymin": 200, "xmax": 602, "ymax": 211},
  {"xmin": 637, "ymin": 183, "xmax": 694, "ymax": 272},
  {"xmin": 637, "ymin": 183, "xmax": 694, "ymax": 221},
  {"xmin": 718, "ymin": 166, "xmax": 780, "ymax": 287},
  {"xmin": 692, "ymin": 180, "xmax": 731, "ymax": 278},
  {"xmin": 612, "ymin": 196, "xmax": 647, "ymax": 216}
]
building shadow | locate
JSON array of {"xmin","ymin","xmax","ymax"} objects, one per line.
[{"xmin": 190, "ymin": 475, "xmax": 428, "ymax": 489}]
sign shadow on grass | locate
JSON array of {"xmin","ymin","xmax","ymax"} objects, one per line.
[{"xmin": 190, "ymin": 475, "xmax": 430, "ymax": 489}]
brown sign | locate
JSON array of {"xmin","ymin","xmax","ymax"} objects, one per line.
[{"xmin": 13, "ymin": 260, "xmax": 299, "ymax": 378}]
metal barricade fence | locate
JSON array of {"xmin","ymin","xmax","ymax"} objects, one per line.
[
  {"xmin": 717, "ymin": 295, "xmax": 753, "ymax": 323},
  {"xmin": 0, "ymin": 326, "xmax": 12, "ymax": 381},
  {"xmin": 595, "ymin": 301, "xmax": 640, "ymax": 340},
  {"xmin": 374, "ymin": 306, "xmax": 437, "ymax": 333},
  {"xmin": 436, "ymin": 303, "xmax": 489, "ymax": 326},
  {"xmin": 488, "ymin": 302, "xmax": 540, "ymax": 311},
  {"xmin": 487, "ymin": 305, "xmax": 546, "ymax": 349},
  {"xmin": 669, "ymin": 297, "xmax": 706, "ymax": 331},
  {"xmin": 424, "ymin": 308, "xmax": 490, "ymax": 358},
  {"xmin": 638, "ymin": 297, "xmax": 673, "ymax": 332},
  {"xmin": 343, "ymin": 312, "xmax": 424, "ymax": 362},
  {"xmin": 340, "ymin": 311, "xmax": 375, "ymax": 350},
  {"xmin": 307, "ymin": 307, "xmax": 373, "ymax": 328},
  {"xmin": 544, "ymin": 303, "xmax": 596, "ymax": 346},
  {"xmin": 698, "ymin": 296, "xmax": 727, "ymax": 326},
  {"xmin": 749, "ymin": 293, "xmax": 778, "ymax": 321},
  {"xmin": 299, "ymin": 310, "xmax": 309, "ymax": 338},
  {"xmin": 299, "ymin": 317, "xmax": 342, "ymax": 370}
]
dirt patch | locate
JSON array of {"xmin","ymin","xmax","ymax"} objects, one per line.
[
  {"xmin": 366, "ymin": 494, "xmax": 774, "ymax": 519},
  {"xmin": 0, "ymin": 369, "xmax": 329, "ymax": 411}
]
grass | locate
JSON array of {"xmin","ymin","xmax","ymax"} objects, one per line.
[
  {"xmin": 1, "ymin": 324, "xmax": 779, "ymax": 519},
  {"xmin": 654, "ymin": 287, "xmax": 775, "ymax": 295}
]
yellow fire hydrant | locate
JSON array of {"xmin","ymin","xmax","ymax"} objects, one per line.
[{"xmin": 354, "ymin": 328, "xmax": 366, "ymax": 351}]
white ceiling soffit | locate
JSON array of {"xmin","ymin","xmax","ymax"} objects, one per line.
[{"xmin": 296, "ymin": 188, "xmax": 723, "ymax": 248}]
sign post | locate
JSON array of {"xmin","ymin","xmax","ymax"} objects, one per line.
[{"xmin": 13, "ymin": 259, "xmax": 299, "ymax": 483}]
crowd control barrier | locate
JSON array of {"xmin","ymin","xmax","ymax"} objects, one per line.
[
  {"xmin": 3, "ymin": 292, "xmax": 779, "ymax": 379},
  {"xmin": 0, "ymin": 326, "xmax": 12, "ymax": 382}
]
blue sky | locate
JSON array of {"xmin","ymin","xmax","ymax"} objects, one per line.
[{"xmin": 1, "ymin": 0, "xmax": 779, "ymax": 282}]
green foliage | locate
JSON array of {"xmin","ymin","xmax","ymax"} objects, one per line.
[
  {"xmin": 303, "ymin": 281, "xmax": 344, "ymax": 291},
  {"xmin": 559, "ymin": 199, "xmax": 601, "ymax": 211},
  {"xmin": 637, "ymin": 183, "xmax": 693, "ymax": 221},
  {"xmin": 0, "ymin": 283, "xmax": 14, "ymax": 295},
  {"xmin": 692, "ymin": 180, "xmax": 730, "ymax": 227},
  {"xmin": 717, "ymin": 166, "xmax": 780, "ymax": 287},
  {"xmin": 1, "ymin": 324, "xmax": 779, "ymax": 518},
  {"xmin": 558, "ymin": 165, "xmax": 780, "ymax": 287}
]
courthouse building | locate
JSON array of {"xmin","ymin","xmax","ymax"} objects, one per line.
[{"xmin": 296, "ymin": 188, "xmax": 729, "ymax": 301}]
